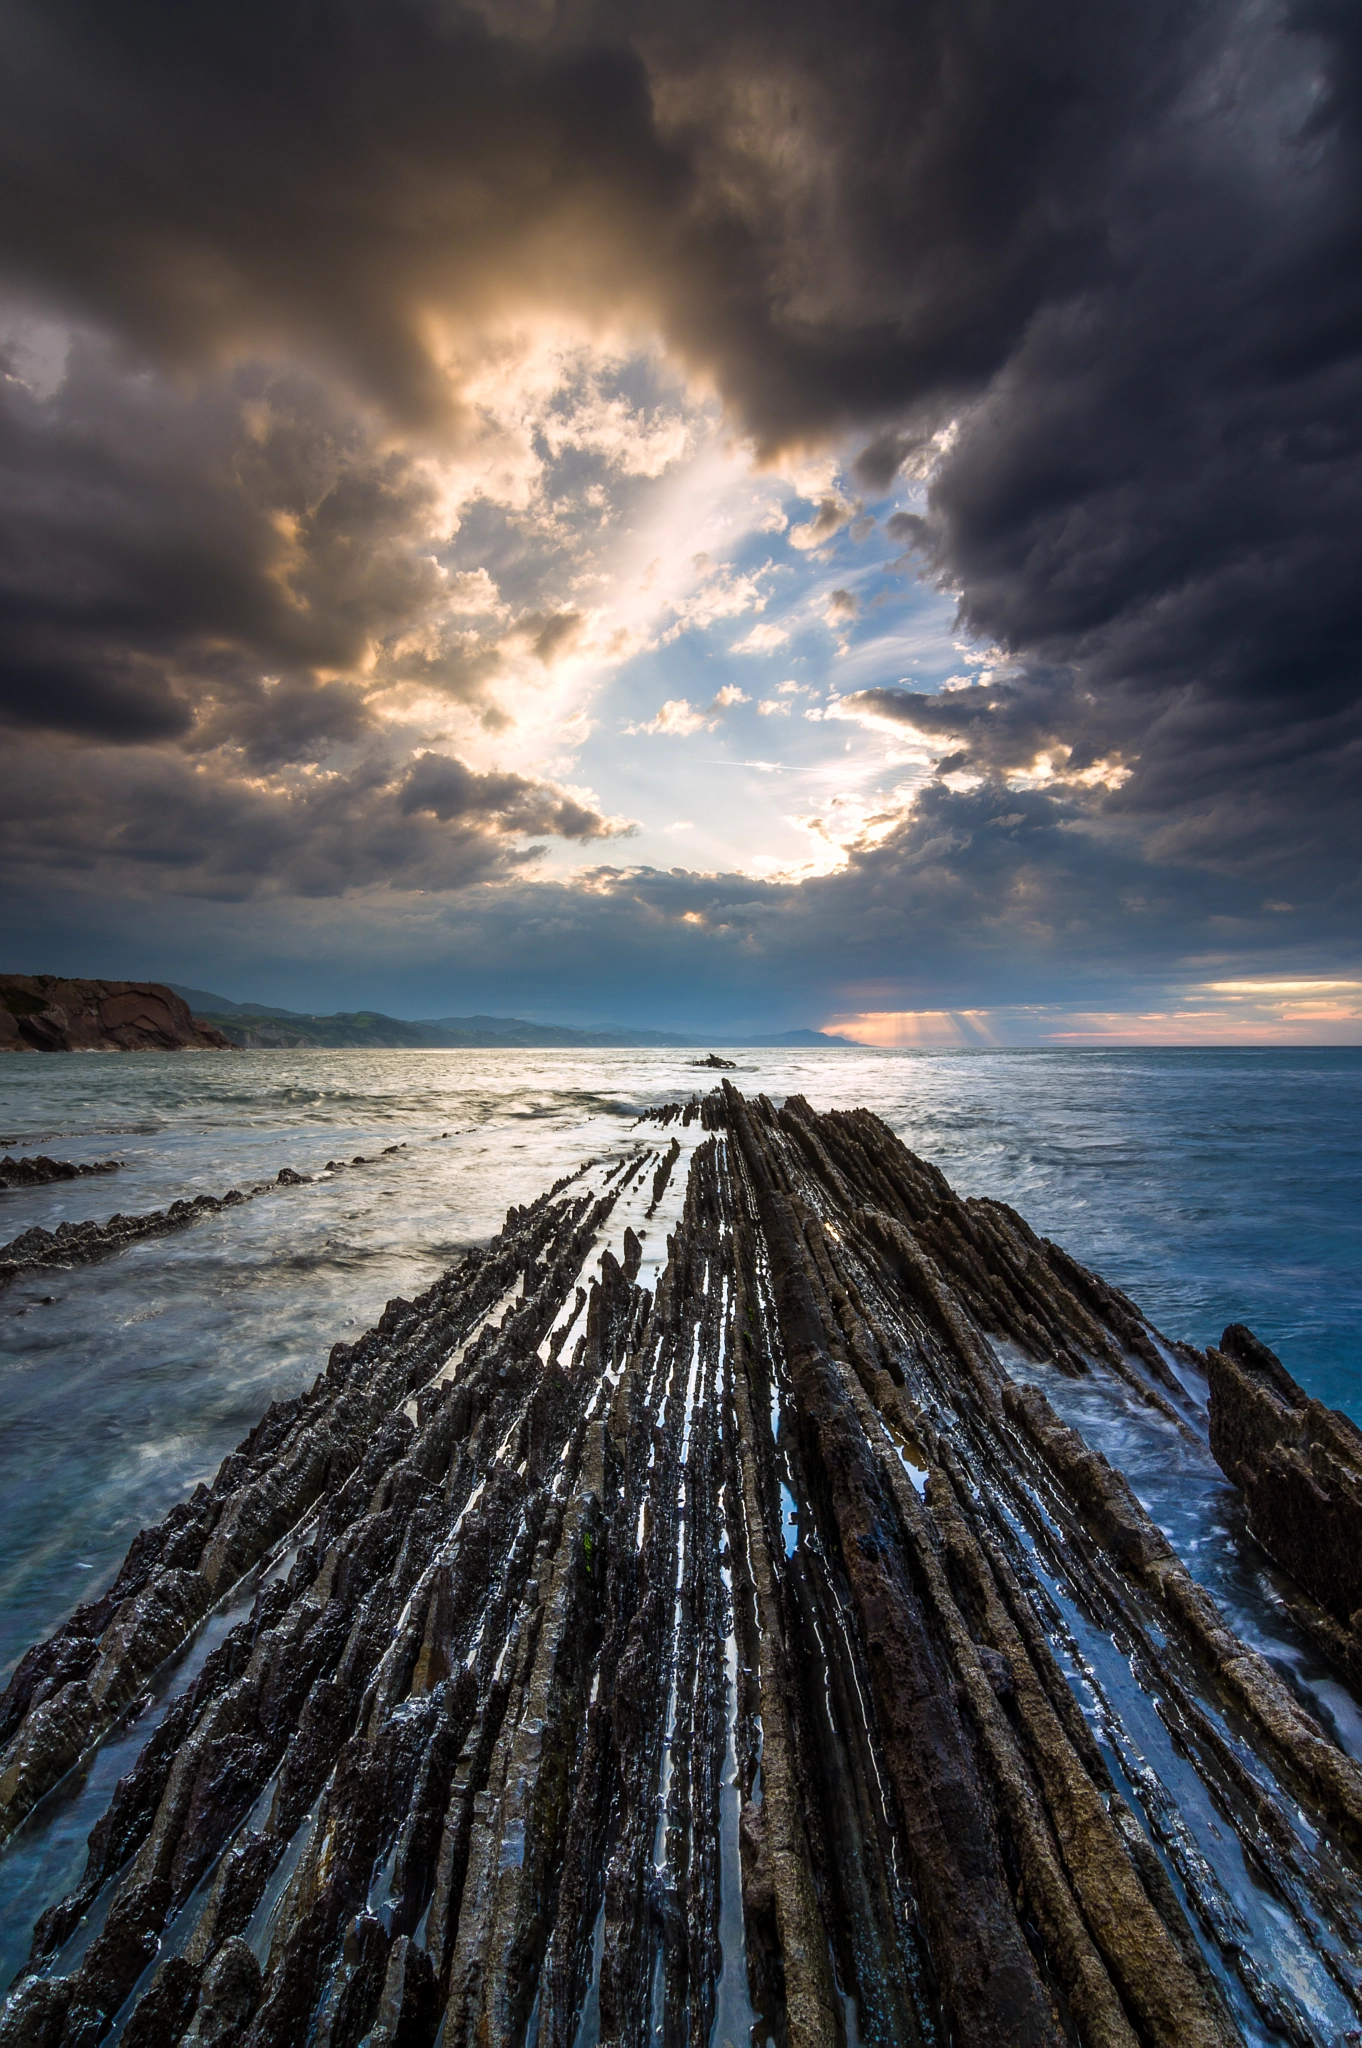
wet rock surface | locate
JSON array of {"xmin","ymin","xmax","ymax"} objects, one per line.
[
  {"xmin": 1, "ymin": 1090, "xmax": 1360, "ymax": 2046},
  {"xmin": 0, "ymin": 1161, "xmax": 121, "ymax": 1193},
  {"xmin": 1208, "ymin": 1322, "xmax": 1362, "ymax": 1693},
  {"xmin": 0, "ymin": 1152, "xmax": 402, "ymax": 1291}
]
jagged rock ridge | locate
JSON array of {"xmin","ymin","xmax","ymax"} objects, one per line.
[
  {"xmin": 0, "ymin": 1150, "xmax": 405, "ymax": 1291},
  {"xmin": 0, "ymin": 1088, "xmax": 1359, "ymax": 2047},
  {"xmin": 0, "ymin": 1159, "xmax": 121, "ymax": 1192}
]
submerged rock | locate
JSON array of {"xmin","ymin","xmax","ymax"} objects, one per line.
[{"xmin": 0, "ymin": 1090, "xmax": 1359, "ymax": 2047}]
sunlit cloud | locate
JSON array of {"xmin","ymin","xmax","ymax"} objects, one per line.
[
  {"xmin": 789, "ymin": 494, "xmax": 861, "ymax": 551},
  {"xmin": 626, "ymin": 697, "xmax": 713, "ymax": 737},
  {"xmin": 624, "ymin": 683, "xmax": 750, "ymax": 736},
  {"xmin": 731, "ymin": 621, "xmax": 789, "ymax": 653},
  {"xmin": 1206, "ymin": 980, "xmax": 1362, "ymax": 995},
  {"xmin": 825, "ymin": 1009, "xmax": 1000, "ymax": 1048},
  {"xmin": 822, "ymin": 998, "xmax": 1362, "ymax": 1048},
  {"xmin": 1041, "ymin": 1007, "xmax": 1362, "ymax": 1043}
]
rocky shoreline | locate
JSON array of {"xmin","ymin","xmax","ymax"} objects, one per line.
[{"xmin": 0, "ymin": 1088, "xmax": 1358, "ymax": 2045}]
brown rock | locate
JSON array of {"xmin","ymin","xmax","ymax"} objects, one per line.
[
  {"xmin": 182, "ymin": 1939, "xmax": 262, "ymax": 2045},
  {"xmin": 0, "ymin": 975, "xmax": 233, "ymax": 1053},
  {"xmin": 1208, "ymin": 1323, "xmax": 1362, "ymax": 1637}
]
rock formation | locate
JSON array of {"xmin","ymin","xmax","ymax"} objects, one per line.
[
  {"xmin": 0, "ymin": 1152, "xmax": 405, "ymax": 1290},
  {"xmin": 1208, "ymin": 1322, "xmax": 1362, "ymax": 1692},
  {"xmin": 0, "ymin": 979, "xmax": 232, "ymax": 1054},
  {"xmin": 0, "ymin": 1089, "xmax": 1359, "ymax": 2047},
  {"xmin": 0, "ymin": 1159, "xmax": 121, "ymax": 1191}
]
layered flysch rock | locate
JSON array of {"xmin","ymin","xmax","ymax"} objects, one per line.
[
  {"xmin": 1208, "ymin": 1323, "xmax": 1362, "ymax": 1695},
  {"xmin": 0, "ymin": 1150, "xmax": 404, "ymax": 1291},
  {"xmin": 0, "ymin": 979, "xmax": 232, "ymax": 1054},
  {"xmin": 1, "ymin": 1088, "xmax": 1360, "ymax": 2047}
]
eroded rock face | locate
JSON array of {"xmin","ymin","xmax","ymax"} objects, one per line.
[
  {"xmin": 1, "ymin": 1092, "xmax": 1359, "ymax": 2048},
  {"xmin": 0, "ymin": 977, "xmax": 232, "ymax": 1054},
  {"xmin": 1208, "ymin": 1322, "xmax": 1362, "ymax": 1687}
]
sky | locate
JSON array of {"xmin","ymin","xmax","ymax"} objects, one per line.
[{"xmin": 0, "ymin": 0, "xmax": 1359, "ymax": 1042}]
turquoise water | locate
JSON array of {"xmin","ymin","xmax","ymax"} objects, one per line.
[{"xmin": 0, "ymin": 1043, "xmax": 1358, "ymax": 1990}]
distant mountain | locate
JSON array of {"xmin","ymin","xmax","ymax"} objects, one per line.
[
  {"xmin": 165, "ymin": 984, "xmax": 306, "ymax": 1020},
  {"xmin": 169, "ymin": 1001, "xmax": 698, "ymax": 1050},
  {"xmin": 415, "ymin": 1015, "xmax": 694, "ymax": 1048},
  {"xmin": 165, "ymin": 984, "xmax": 865, "ymax": 1049},
  {"xmin": 209, "ymin": 1011, "xmax": 429, "ymax": 1049}
]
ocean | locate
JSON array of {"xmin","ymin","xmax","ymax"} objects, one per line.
[{"xmin": 0, "ymin": 1042, "xmax": 1359, "ymax": 2000}]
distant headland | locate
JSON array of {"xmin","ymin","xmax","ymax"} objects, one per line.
[
  {"xmin": 164, "ymin": 985, "xmax": 863, "ymax": 1050},
  {"xmin": 0, "ymin": 975, "xmax": 863, "ymax": 1052},
  {"xmin": 0, "ymin": 975, "xmax": 233, "ymax": 1053}
]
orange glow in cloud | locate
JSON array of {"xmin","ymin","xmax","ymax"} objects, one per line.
[
  {"xmin": 1206, "ymin": 979, "xmax": 1362, "ymax": 996},
  {"xmin": 825, "ymin": 1010, "xmax": 999, "ymax": 1048},
  {"xmin": 822, "ymin": 987, "xmax": 1362, "ymax": 1047},
  {"xmin": 1037, "ymin": 1011, "xmax": 1345, "ymax": 1044}
]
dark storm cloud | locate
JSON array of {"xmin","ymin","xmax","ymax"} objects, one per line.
[
  {"xmin": 0, "ymin": 0, "xmax": 1195, "ymax": 443},
  {"xmin": 0, "ymin": 741, "xmax": 629, "ymax": 901},
  {"xmin": 52, "ymin": 778, "xmax": 1324, "ymax": 1024},
  {"xmin": 0, "ymin": 337, "xmax": 465, "ymax": 753},
  {"xmin": 843, "ymin": 675, "xmax": 1093, "ymax": 784},
  {"xmin": 397, "ymin": 776, "xmax": 1356, "ymax": 1020},
  {"xmin": 831, "ymin": 0, "xmax": 1362, "ymax": 931},
  {"xmin": 853, "ymin": 433, "xmax": 934, "ymax": 495},
  {"xmin": 400, "ymin": 751, "xmax": 630, "ymax": 842},
  {"xmin": 0, "ymin": 0, "xmax": 1359, "ymax": 998}
]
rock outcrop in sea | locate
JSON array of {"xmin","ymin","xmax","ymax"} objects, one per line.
[
  {"xmin": 1208, "ymin": 1323, "xmax": 1362, "ymax": 1696},
  {"xmin": 0, "ymin": 1159, "xmax": 121, "ymax": 1192},
  {"xmin": 1, "ymin": 1088, "xmax": 1359, "ymax": 2046},
  {"xmin": 0, "ymin": 1151, "xmax": 404, "ymax": 1291},
  {"xmin": 0, "ymin": 980, "xmax": 232, "ymax": 1055}
]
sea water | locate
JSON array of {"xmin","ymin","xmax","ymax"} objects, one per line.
[{"xmin": 0, "ymin": 1043, "xmax": 1358, "ymax": 1989}]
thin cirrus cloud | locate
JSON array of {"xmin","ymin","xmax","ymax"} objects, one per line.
[{"xmin": 0, "ymin": 0, "xmax": 1357, "ymax": 1032}]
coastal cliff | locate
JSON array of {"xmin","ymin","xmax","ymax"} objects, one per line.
[
  {"xmin": 1, "ymin": 1089, "xmax": 1359, "ymax": 2045},
  {"xmin": 0, "ymin": 978, "xmax": 233, "ymax": 1054}
]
